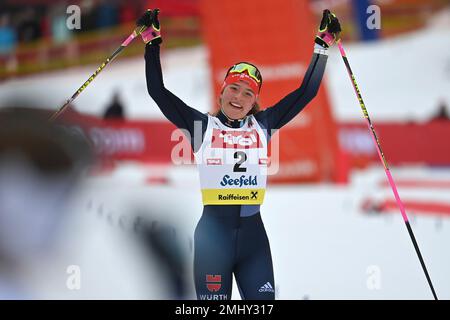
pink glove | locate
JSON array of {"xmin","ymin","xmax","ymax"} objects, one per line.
[
  {"xmin": 315, "ymin": 9, "xmax": 341, "ymax": 48},
  {"xmin": 136, "ymin": 9, "xmax": 162, "ymax": 45}
]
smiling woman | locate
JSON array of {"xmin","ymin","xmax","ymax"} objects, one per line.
[
  {"xmin": 218, "ymin": 62, "xmax": 262, "ymax": 120},
  {"xmin": 139, "ymin": 8, "xmax": 341, "ymax": 300}
]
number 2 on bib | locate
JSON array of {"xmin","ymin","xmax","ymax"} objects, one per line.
[{"xmin": 233, "ymin": 151, "xmax": 247, "ymax": 172}]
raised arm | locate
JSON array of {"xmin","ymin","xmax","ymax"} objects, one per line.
[
  {"xmin": 255, "ymin": 10, "xmax": 341, "ymax": 133},
  {"xmin": 139, "ymin": 10, "xmax": 208, "ymax": 144},
  {"xmin": 254, "ymin": 49, "xmax": 328, "ymax": 131}
]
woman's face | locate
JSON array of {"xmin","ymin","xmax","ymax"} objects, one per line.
[{"xmin": 220, "ymin": 81, "xmax": 257, "ymax": 120}]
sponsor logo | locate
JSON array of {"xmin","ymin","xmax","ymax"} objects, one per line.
[
  {"xmin": 199, "ymin": 294, "xmax": 228, "ymax": 300},
  {"xmin": 218, "ymin": 194, "xmax": 250, "ymax": 201},
  {"xmin": 89, "ymin": 127, "xmax": 145, "ymax": 155},
  {"xmin": 211, "ymin": 129, "xmax": 262, "ymax": 149},
  {"xmin": 207, "ymin": 158, "xmax": 222, "ymax": 165},
  {"xmin": 206, "ymin": 274, "xmax": 221, "ymax": 292},
  {"xmin": 259, "ymin": 282, "xmax": 274, "ymax": 293},
  {"xmin": 220, "ymin": 175, "xmax": 257, "ymax": 187},
  {"xmin": 217, "ymin": 191, "xmax": 259, "ymax": 201}
]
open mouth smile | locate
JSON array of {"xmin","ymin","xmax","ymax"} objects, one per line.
[{"xmin": 230, "ymin": 102, "xmax": 243, "ymax": 110}]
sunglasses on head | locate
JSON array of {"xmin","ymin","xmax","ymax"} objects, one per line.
[{"xmin": 227, "ymin": 62, "xmax": 262, "ymax": 84}]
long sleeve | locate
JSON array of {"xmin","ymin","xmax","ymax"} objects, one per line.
[
  {"xmin": 254, "ymin": 50, "xmax": 328, "ymax": 134},
  {"xmin": 145, "ymin": 44, "xmax": 208, "ymax": 147}
]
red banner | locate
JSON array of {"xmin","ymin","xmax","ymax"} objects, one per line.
[
  {"xmin": 60, "ymin": 110, "xmax": 183, "ymax": 165},
  {"xmin": 339, "ymin": 120, "xmax": 450, "ymax": 167},
  {"xmin": 199, "ymin": 0, "xmax": 339, "ymax": 183}
]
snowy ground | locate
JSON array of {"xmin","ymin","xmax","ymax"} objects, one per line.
[{"xmin": 24, "ymin": 164, "xmax": 448, "ymax": 300}]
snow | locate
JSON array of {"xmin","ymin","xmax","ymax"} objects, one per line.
[
  {"xmin": 20, "ymin": 164, "xmax": 446, "ymax": 300},
  {"xmin": 326, "ymin": 26, "xmax": 450, "ymax": 122}
]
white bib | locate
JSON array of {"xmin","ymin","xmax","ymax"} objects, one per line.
[{"xmin": 194, "ymin": 114, "xmax": 268, "ymax": 205}]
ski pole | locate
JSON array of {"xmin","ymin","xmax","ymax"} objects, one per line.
[
  {"xmin": 49, "ymin": 24, "xmax": 147, "ymax": 122},
  {"xmin": 337, "ymin": 40, "xmax": 438, "ymax": 300}
]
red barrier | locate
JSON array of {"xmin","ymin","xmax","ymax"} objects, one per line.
[
  {"xmin": 60, "ymin": 110, "xmax": 189, "ymax": 165},
  {"xmin": 60, "ymin": 109, "xmax": 450, "ymax": 183},
  {"xmin": 339, "ymin": 120, "xmax": 450, "ymax": 168}
]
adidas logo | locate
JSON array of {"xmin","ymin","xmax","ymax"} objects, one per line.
[{"xmin": 258, "ymin": 282, "xmax": 274, "ymax": 293}]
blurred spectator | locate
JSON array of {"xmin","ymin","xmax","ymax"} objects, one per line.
[
  {"xmin": 0, "ymin": 107, "xmax": 92, "ymax": 299},
  {"xmin": 79, "ymin": 0, "xmax": 97, "ymax": 32},
  {"xmin": 0, "ymin": 13, "xmax": 17, "ymax": 72},
  {"xmin": 17, "ymin": 7, "xmax": 41, "ymax": 43},
  {"xmin": 431, "ymin": 100, "xmax": 450, "ymax": 121},
  {"xmin": 0, "ymin": 13, "xmax": 16, "ymax": 55},
  {"xmin": 103, "ymin": 92, "xmax": 125, "ymax": 119},
  {"xmin": 96, "ymin": 0, "xmax": 119, "ymax": 30},
  {"xmin": 50, "ymin": 3, "xmax": 73, "ymax": 45}
]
